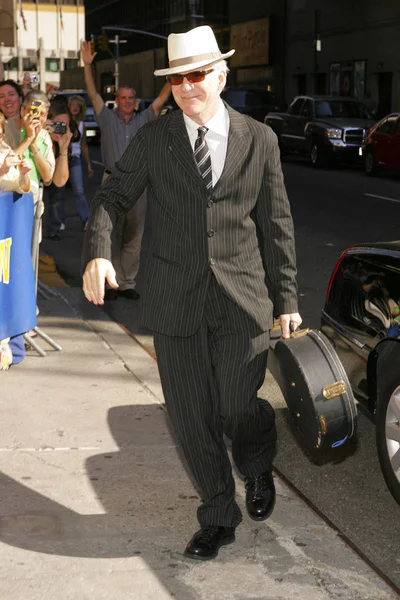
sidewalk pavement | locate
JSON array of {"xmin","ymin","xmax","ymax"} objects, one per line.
[{"xmin": 1, "ymin": 285, "xmax": 399, "ymax": 600}]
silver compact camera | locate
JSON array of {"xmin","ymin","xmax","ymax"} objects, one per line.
[{"xmin": 30, "ymin": 73, "xmax": 40, "ymax": 84}]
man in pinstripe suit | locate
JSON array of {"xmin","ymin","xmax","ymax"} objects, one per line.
[{"xmin": 82, "ymin": 26, "xmax": 302, "ymax": 561}]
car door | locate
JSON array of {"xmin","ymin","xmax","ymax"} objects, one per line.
[
  {"xmin": 281, "ymin": 97, "xmax": 304, "ymax": 151},
  {"xmin": 297, "ymin": 99, "xmax": 314, "ymax": 152},
  {"xmin": 387, "ymin": 116, "xmax": 400, "ymax": 171},
  {"xmin": 371, "ymin": 115, "xmax": 397, "ymax": 167}
]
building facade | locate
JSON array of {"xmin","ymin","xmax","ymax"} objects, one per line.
[
  {"xmin": 285, "ymin": 0, "xmax": 400, "ymax": 118},
  {"xmin": 228, "ymin": 0, "xmax": 286, "ymax": 104},
  {"xmin": 58, "ymin": 0, "xmax": 400, "ymax": 117},
  {"xmin": 229, "ymin": 0, "xmax": 400, "ymax": 114},
  {"xmin": 0, "ymin": 0, "xmax": 85, "ymax": 91},
  {"xmin": 85, "ymin": 0, "xmax": 229, "ymax": 55},
  {"xmin": 79, "ymin": 0, "xmax": 229, "ymax": 100}
]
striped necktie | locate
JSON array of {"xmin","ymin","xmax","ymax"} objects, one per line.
[{"xmin": 194, "ymin": 126, "xmax": 213, "ymax": 190}]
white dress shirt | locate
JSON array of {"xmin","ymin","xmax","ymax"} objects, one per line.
[{"xmin": 183, "ymin": 99, "xmax": 230, "ymax": 187}]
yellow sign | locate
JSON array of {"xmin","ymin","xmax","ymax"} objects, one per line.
[
  {"xmin": 0, "ymin": 237, "xmax": 12, "ymax": 285},
  {"xmin": 230, "ymin": 18, "xmax": 269, "ymax": 68}
]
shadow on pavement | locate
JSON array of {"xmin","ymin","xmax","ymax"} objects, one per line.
[{"xmin": 0, "ymin": 404, "xmax": 205, "ymax": 597}]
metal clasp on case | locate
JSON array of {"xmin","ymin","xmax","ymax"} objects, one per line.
[
  {"xmin": 290, "ymin": 328, "xmax": 311, "ymax": 339},
  {"xmin": 322, "ymin": 380, "xmax": 346, "ymax": 400}
]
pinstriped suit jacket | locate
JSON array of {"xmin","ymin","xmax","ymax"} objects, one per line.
[{"xmin": 83, "ymin": 104, "xmax": 298, "ymax": 337}]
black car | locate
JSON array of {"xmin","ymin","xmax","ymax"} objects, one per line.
[
  {"xmin": 221, "ymin": 87, "xmax": 279, "ymax": 122},
  {"xmin": 321, "ymin": 241, "xmax": 400, "ymax": 504},
  {"xmin": 265, "ymin": 95, "xmax": 375, "ymax": 167}
]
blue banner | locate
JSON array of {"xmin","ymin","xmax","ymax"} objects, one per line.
[{"xmin": 0, "ymin": 192, "xmax": 36, "ymax": 340}]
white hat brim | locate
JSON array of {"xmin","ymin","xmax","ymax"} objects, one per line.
[{"xmin": 154, "ymin": 49, "xmax": 235, "ymax": 77}]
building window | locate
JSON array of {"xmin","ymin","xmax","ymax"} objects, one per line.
[
  {"xmin": 46, "ymin": 58, "xmax": 60, "ymax": 72},
  {"xmin": 23, "ymin": 57, "xmax": 38, "ymax": 71},
  {"xmin": 353, "ymin": 61, "xmax": 366, "ymax": 100},
  {"xmin": 6, "ymin": 57, "xmax": 18, "ymax": 71},
  {"xmin": 64, "ymin": 58, "xmax": 78, "ymax": 70}
]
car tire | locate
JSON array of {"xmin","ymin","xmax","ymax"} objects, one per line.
[
  {"xmin": 376, "ymin": 378, "xmax": 400, "ymax": 505},
  {"xmin": 310, "ymin": 141, "xmax": 324, "ymax": 168},
  {"xmin": 365, "ymin": 150, "xmax": 378, "ymax": 176}
]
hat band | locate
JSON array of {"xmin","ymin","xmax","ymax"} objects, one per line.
[{"xmin": 169, "ymin": 51, "xmax": 222, "ymax": 69}]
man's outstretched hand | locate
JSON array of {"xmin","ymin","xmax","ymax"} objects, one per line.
[
  {"xmin": 83, "ymin": 258, "xmax": 118, "ymax": 305},
  {"xmin": 81, "ymin": 40, "xmax": 97, "ymax": 66}
]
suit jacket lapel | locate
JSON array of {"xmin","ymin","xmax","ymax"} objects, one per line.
[
  {"xmin": 168, "ymin": 104, "xmax": 252, "ymax": 193},
  {"xmin": 215, "ymin": 104, "xmax": 251, "ymax": 193},
  {"xmin": 168, "ymin": 111, "xmax": 204, "ymax": 188}
]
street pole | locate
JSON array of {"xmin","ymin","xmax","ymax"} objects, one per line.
[
  {"xmin": 108, "ymin": 34, "xmax": 127, "ymax": 91},
  {"xmin": 104, "ymin": 27, "xmax": 166, "ymax": 93},
  {"xmin": 114, "ymin": 34, "xmax": 119, "ymax": 91},
  {"xmin": 314, "ymin": 9, "xmax": 321, "ymax": 93}
]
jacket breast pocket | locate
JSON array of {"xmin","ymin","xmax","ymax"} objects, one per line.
[{"xmin": 152, "ymin": 253, "xmax": 181, "ymax": 267}]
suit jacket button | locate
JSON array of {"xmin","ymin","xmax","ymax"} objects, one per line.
[
  {"xmin": 209, "ymin": 258, "xmax": 216, "ymax": 266},
  {"xmin": 207, "ymin": 229, "xmax": 215, "ymax": 237},
  {"xmin": 207, "ymin": 200, "xmax": 214, "ymax": 208}
]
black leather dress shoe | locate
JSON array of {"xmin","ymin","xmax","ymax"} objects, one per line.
[
  {"xmin": 245, "ymin": 471, "xmax": 276, "ymax": 521},
  {"xmin": 118, "ymin": 289, "xmax": 140, "ymax": 300},
  {"xmin": 183, "ymin": 526, "xmax": 235, "ymax": 561}
]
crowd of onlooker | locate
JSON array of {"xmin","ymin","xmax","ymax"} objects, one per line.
[
  {"xmin": 0, "ymin": 74, "xmax": 92, "ymax": 369},
  {"xmin": 0, "ymin": 51, "xmax": 171, "ymax": 370}
]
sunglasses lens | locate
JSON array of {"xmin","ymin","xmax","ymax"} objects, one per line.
[
  {"xmin": 168, "ymin": 71, "xmax": 209, "ymax": 85},
  {"xmin": 187, "ymin": 72, "xmax": 206, "ymax": 83},
  {"xmin": 169, "ymin": 75, "xmax": 184, "ymax": 85}
]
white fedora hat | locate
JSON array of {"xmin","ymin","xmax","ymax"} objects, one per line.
[{"xmin": 154, "ymin": 25, "xmax": 235, "ymax": 77}]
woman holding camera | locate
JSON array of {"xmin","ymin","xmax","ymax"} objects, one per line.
[
  {"xmin": 0, "ymin": 84, "xmax": 55, "ymax": 201},
  {"xmin": 45, "ymin": 98, "xmax": 76, "ymax": 240},
  {"xmin": 45, "ymin": 97, "xmax": 90, "ymax": 240}
]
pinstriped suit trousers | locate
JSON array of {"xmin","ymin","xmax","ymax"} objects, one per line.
[{"xmin": 153, "ymin": 275, "xmax": 277, "ymax": 528}]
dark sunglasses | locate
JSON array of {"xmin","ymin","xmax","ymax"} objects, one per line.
[{"xmin": 166, "ymin": 69, "xmax": 214, "ymax": 86}]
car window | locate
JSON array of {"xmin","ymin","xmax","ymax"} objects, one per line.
[
  {"xmin": 376, "ymin": 116, "xmax": 398, "ymax": 135},
  {"xmin": 288, "ymin": 98, "xmax": 304, "ymax": 115},
  {"xmin": 328, "ymin": 253, "xmax": 400, "ymax": 343},
  {"xmin": 315, "ymin": 100, "xmax": 371, "ymax": 119},
  {"xmin": 301, "ymin": 100, "xmax": 313, "ymax": 117}
]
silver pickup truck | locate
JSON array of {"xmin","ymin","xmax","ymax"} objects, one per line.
[{"xmin": 265, "ymin": 95, "xmax": 375, "ymax": 167}]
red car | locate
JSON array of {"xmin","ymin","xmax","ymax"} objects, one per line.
[{"xmin": 363, "ymin": 112, "xmax": 400, "ymax": 175}]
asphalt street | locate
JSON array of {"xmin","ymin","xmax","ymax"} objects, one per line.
[{"xmin": 40, "ymin": 143, "xmax": 400, "ymax": 591}]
